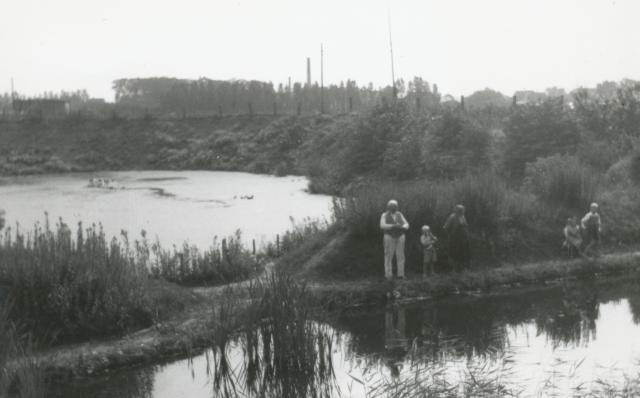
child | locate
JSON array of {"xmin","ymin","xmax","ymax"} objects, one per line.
[{"xmin": 420, "ymin": 225, "xmax": 438, "ymax": 278}]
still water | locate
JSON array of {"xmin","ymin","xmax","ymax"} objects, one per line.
[
  {"xmin": 50, "ymin": 278, "xmax": 640, "ymax": 397},
  {"xmin": 0, "ymin": 171, "xmax": 333, "ymax": 248}
]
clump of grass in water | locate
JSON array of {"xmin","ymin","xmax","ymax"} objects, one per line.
[{"xmin": 206, "ymin": 271, "xmax": 338, "ymax": 398}]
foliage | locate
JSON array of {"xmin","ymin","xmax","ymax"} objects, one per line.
[
  {"xmin": 148, "ymin": 232, "xmax": 261, "ymax": 286},
  {"xmin": 0, "ymin": 302, "xmax": 46, "ymax": 398},
  {"xmin": 523, "ymin": 154, "xmax": 598, "ymax": 210},
  {"xmin": 423, "ymin": 109, "xmax": 492, "ymax": 179},
  {"xmin": 208, "ymin": 271, "xmax": 335, "ymax": 398},
  {"xmin": 328, "ymin": 172, "xmax": 546, "ymax": 277},
  {"xmin": 0, "ymin": 219, "xmax": 156, "ymax": 342},
  {"xmin": 504, "ymin": 98, "xmax": 580, "ymax": 180}
]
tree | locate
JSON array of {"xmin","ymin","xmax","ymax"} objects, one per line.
[{"xmin": 503, "ymin": 98, "xmax": 580, "ymax": 180}]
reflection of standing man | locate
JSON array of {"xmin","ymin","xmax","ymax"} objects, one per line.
[
  {"xmin": 380, "ymin": 200, "xmax": 409, "ymax": 280},
  {"xmin": 385, "ymin": 306, "xmax": 407, "ymax": 350}
]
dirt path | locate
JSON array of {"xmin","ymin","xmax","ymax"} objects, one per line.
[{"xmin": 30, "ymin": 250, "xmax": 640, "ymax": 379}]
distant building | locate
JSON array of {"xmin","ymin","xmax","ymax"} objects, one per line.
[{"xmin": 12, "ymin": 98, "xmax": 69, "ymax": 119}]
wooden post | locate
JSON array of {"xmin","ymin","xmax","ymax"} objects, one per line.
[
  {"xmin": 512, "ymin": 95, "xmax": 517, "ymax": 107},
  {"xmin": 252, "ymin": 239, "xmax": 256, "ymax": 255},
  {"xmin": 222, "ymin": 238, "xmax": 227, "ymax": 260},
  {"xmin": 460, "ymin": 95, "xmax": 465, "ymax": 111},
  {"xmin": 276, "ymin": 234, "xmax": 280, "ymax": 255}
]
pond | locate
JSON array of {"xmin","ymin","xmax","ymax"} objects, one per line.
[
  {"xmin": 49, "ymin": 277, "xmax": 640, "ymax": 397},
  {"xmin": 0, "ymin": 171, "xmax": 333, "ymax": 248}
]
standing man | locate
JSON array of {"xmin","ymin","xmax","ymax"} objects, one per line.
[
  {"xmin": 380, "ymin": 200, "xmax": 409, "ymax": 280},
  {"xmin": 581, "ymin": 202, "xmax": 601, "ymax": 257},
  {"xmin": 443, "ymin": 204, "xmax": 470, "ymax": 271}
]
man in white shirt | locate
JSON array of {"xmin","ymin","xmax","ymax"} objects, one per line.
[{"xmin": 380, "ymin": 200, "xmax": 409, "ymax": 280}]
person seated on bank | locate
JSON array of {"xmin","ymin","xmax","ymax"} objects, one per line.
[
  {"xmin": 562, "ymin": 217, "xmax": 582, "ymax": 257},
  {"xmin": 581, "ymin": 202, "xmax": 602, "ymax": 257},
  {"xmin": 420, "ymin": 225, "xmax": 438, "ymax": 278},
  {"xmin": 380, "ymin": 200, "xmax": 409, "ymax": 280}
]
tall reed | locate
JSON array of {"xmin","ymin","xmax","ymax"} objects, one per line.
[
  {"xmin": 0, "ymin": 218, "xmax": 154, "ymax": 342},
  {"xmin": 148, "ymin": 231, "xmax": 260, "ymax": 286}
]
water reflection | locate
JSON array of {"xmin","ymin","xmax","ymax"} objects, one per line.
[
  {"xmin": 48, "ymin": 279, "xmax": 640, "ymax": 398},
  {"xmin": 333, "ymin": 281, "xmax": 607, "ymax": 365}
]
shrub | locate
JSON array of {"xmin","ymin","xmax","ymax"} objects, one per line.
[
  {"xmin": 329, "ymin": 172, "xmax": 544, "ymax": 276},
  {"xmin": 523, "ymin": 154, "xmax": 598, "ymax": 210},
  {"xmin": 503, "ymin": 99, "xmax": 580, "ymax": 181}
]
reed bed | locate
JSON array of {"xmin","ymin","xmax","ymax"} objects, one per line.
[
  {"xmin": 0, "ymin": 217, "xmax": 262, "ymax": 343},
  {"xmin": 148, "ymin": 231, "xmax": 260, "ymax": 286},
  {"xmin": 205, "ymin": 271, "xmax": 337, "ymax": 398}
]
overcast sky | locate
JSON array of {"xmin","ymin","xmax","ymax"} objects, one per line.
[{"xmin": 1, "ymin": 0, "xmax": 639, "ymax": 101}]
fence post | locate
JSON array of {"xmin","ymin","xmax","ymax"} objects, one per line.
[
  {"xmin": 460, "ymin": 95, "xmax": 465, "ymax": 111},
  {"xmin": 252, "ymin": 239, "xmax": 256, "ymax": 255},
  {"xmin": 222, "ymin": 238, "xmax": 227, "ymax": 260},
  {"xmin": 276, "ymin": 234, "xmax": 280, "ymax": 255}
]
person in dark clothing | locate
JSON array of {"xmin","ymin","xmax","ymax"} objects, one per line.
[
  {"xmin": 581, "ymin": 202, "xmax": 601, "ymax": 258},
  {"xmin": 443, "ymin": 204, "xmax": 470, "ymax": 271}
]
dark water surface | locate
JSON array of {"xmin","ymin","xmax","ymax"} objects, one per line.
[{"xmin": 50, "ymin": 277, "xmax": 640, "ymax": 397}]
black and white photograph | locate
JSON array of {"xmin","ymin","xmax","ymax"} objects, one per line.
[{"xmin": 2, "ymin": 0, "xmax": 640, "ymax": 396}]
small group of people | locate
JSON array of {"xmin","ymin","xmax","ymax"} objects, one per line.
[
  {"xmin": 563, "ymin": 202, "xmax": 602, "ymax": 258},
  {"xmin": 381, "ymin": 199, "xmax": 603, "ymax": 280},
  {"xmin": 88, "ymin": 178, "xmax": 116, "ymax": 189},
  {"xmin": 380, "ymin": 200, "xmax": 470, "ymax": 280}
]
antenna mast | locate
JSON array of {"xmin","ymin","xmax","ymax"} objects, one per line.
[
  {"xmin": 320, "ymin": 44, "xmax": 325, "ymax": 113},
  {"xmin": 387, "ymin": 4, "xmax": 397, "ymax": 99}
]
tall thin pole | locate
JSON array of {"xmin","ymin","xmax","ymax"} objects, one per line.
[
  {"xmin": 10, "ymin": 77, "xmax": 15, "ymax": 99},
  {"xmin": 387, "ymin": 4, "xmax": 397, "ymax": 99},
  {"xmin": 320, "ymin": 44, "xmax": 325, "ymax": 114}
]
